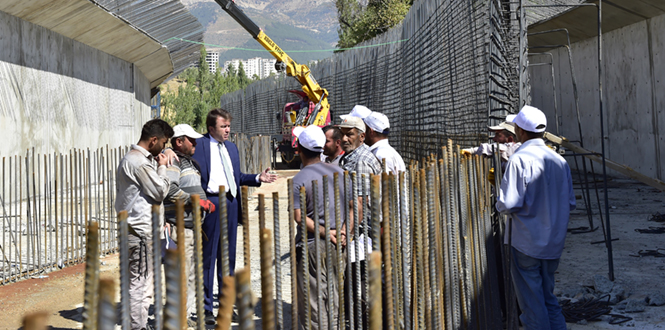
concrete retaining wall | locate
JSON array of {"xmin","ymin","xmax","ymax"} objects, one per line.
[
  {"xmin": 529, "ymin": 14, "xmax": 665, "ymax": 180},
  {"xmin": 0, "ymin": 10, "xmax": 151, "ymax": 159}
]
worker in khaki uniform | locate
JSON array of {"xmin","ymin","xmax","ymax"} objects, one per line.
[{"xmin": 115, "ymin": 119, "xmax": 173, "ymax": 330}]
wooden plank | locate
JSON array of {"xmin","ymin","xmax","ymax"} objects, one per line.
[{"xmin": 544, "ymin": 133, "xmax": 665, "ymax": 191}]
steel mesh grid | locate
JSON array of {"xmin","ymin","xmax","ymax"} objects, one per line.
[{"xmin": 218, "ymin": 0, "xmax": 522, "ymax": 162}]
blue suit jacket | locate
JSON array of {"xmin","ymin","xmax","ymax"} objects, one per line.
[{"xmin": 192, "ymin": 133, "xmax": 260, "ymax": 221}]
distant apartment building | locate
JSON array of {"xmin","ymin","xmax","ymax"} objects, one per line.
[
  {"xmin": 223, "ymin": 57, "xmax": 277, "ymax": 79},
  {"xmin": 205, "ymin": 50, "xmax": 219, "ymax": 74}
]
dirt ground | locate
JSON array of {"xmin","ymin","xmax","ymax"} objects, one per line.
[{"xmin": 1, "ymin": 169, "xmax": 665, "ymax": 329}]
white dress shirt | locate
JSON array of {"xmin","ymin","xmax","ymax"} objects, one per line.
[
  {"xmin": 207, "ymin": 137, "xmax": 234, "ymax": 194},
  {"xmin": 496, "ymin": 138, "xmax": 576, "ymax": 259}
]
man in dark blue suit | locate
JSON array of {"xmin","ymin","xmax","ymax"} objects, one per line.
[{"xmin": 192, "ymin": 108, "xmax": 277, "ymax": 324}]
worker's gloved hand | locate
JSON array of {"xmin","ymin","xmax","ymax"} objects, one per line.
[
  {"xmin": 461, "ymin": 149, "xmax": 472, "ymax": 156},
  {"xmin": 199, "ymin": 199, "xmax": 216, "ymax": 213},
  {"xmin": 487, "ymin": 167, "xmax": 496, "ymax": 185}
]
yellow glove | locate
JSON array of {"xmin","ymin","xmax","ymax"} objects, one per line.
[
  {"xmin": 461, "ymin": 149, "xmax": 472, "ymax": 156},
  {"xmin": 487, "ymin": 167, "xmax": 495, "ymax": 185}
]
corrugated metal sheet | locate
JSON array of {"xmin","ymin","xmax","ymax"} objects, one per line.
[
  {"xmin": 0, "ymin": 0, "xmax": 203, "ymax": 88},
  {"xmin": 526, "ymin": 0, "xmax": 586, "ymax": 26},
  {"xmin": 94, "ymin": 0, "xmax": 203, "ymax": 81}
]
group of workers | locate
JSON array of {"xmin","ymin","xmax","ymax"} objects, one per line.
[{"xmin": 115, "ymin": 103, "xmax": 575, "ymax": 330}]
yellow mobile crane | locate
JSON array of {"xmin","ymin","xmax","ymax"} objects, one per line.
[{"xmin": 213, "ymin": 0, "xmax": 331, "ymax": 166}]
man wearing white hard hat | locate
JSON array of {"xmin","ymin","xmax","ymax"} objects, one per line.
[
  {"xmin": 164, "ymin": 124, "xmax": 215, "ymax": 326},
  {"xmin": 496, "ymin": 105, "xmax": 575, "ymax": 330},
  {"xmin": 363, "ymin": 111, "xmax": 405, "ymax": 175},
  {"xmin": 292, "ymin": 125, "xmax": 347, "ymax": 330}
]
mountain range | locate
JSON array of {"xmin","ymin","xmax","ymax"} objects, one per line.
[{"xmin": 182, "ymin": 0, "xmax": 339, "ymax": 66}]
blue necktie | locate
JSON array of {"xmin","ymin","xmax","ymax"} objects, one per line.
[{"xmin": 218, "ymin": 143, "xmax": 237, "ymax": 198}]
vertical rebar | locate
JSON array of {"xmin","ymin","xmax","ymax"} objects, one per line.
[
  {"xmin": 216, "ymin": 275, "xmax": 236, "ymax": 330},
  {"xmin": 369, "ymin": 251, "xmax": 382, "ymax": 330},
  {"xmin": 97, "ymin": 278, "xmax": 117, "ymax": 330},
  {"xmin": 242, "ymin": 186, "xmax": 250, "ymax": 275},
  {"xmin": 351, "ymin": 172, "xmax": 361, "ymax": 330},
  {"xmin": 82, "ymin": 221, "xmax": 100, "ymax": 330},
  {"xmin": 273, "ymin": 191, "xmax": 283, "ymax": 330},
  {"xmin": 259, "ymin": 194, "xmax": 266, "ymax": 230},
  {"xmin": 236, "ymin": 268, "xmax": 255, "ymax": 330},
  {"xmin": 361, "ymin": 173, "xmax": 370, "ymax": 327},
  {"xmin": 426, "ymin": 166, "xmax": 441, "ymax": 330},
  {"xmin": 151, "ymin": 205, "xmax": 163, "ymax": 330},
  {"xmin": 311, "ymin": 180, "xmax": 323, "ymax": 329},
  {"xmin": 390, "ymin": 174, "xmax": 403, "ymax": 328},
  {"xmin": 299, "ymin": 186, "xmax": 311, "ymax": 330},
  {"xmin": 381, "ymin": 173, "xmax": 395, "ymax": 329},
  {"xmin": 260, "ymin": 228, "xmax": 276, "ymax": 330},
  {"xmin": 54, "ymin": 154, "xmax": 58, "ymax": 271},
  {"xmin": 176, "ymin": 200, "xmax": 188, "ymax": 328},
  {"xmin": 399, "ymin": 171, "xmax": 411, "ymax": 330},
  {"xmin": 370, "ymin": 175, "xmax": 381, "ymax": 254},
  {"xmin": 344, "ymin": 171, "xmax": 353, "ymax": 330},
  {"xmin": 288, "ymin": 179, "xmax": 298, "ymax": 329},
  {"xmin": 118, "ymin": 211, "xmax": 131, "ymax": 330},
  {"xmin": 192, "ymin": 194, "xmax": 206, "ymax": 330},
  {"xmin": 163, "ymin": 249, "xmax": 184, "ymax": 330},
  {"xmin": 333, "ymin": 173, "xmax": 344, "ymax": 329},
  {"xmin": 322, "ymin": 176, "xmax": 333, "ymax": 330},
  {"xmin": 219, "ymin": 185, "xmax": 229, "ymax": 277}
]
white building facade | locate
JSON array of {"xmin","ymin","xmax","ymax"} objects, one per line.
[
  {"xmin": 223, "ymin": 57, "xmax": 277, "ymax": 79},
  {"xmin": 205, "ymin": 50, "xmax": 220, "ymax": 74}
]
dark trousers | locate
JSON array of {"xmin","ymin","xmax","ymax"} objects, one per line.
[{"xmin": 202, "ymin": 194, "xmax": 239, "ymax": 312}]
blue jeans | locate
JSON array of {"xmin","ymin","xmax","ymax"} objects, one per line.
[{"xmin": 510, "ymin": 247, "xmax": 567, "ymax": 330}]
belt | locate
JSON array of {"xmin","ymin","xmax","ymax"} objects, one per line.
[{"xmin": 206, "ymin": 190, "xmax": 235, "ymax": 200}]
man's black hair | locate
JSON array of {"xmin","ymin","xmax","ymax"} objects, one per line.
[
  {"xmin": 139, "ymin": 119, "xmax": 174, "ymax": 141},
  {"xmin": 322, "ymin": 125, "xmax": 342, "ymax": 141},
  {"xmin": 298, "ymin": 142, "xmax": 321, "ymax": 160}
]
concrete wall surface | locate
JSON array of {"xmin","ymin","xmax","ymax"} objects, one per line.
[
  {"xmin": 529, "ymin": 13, "xmax": 665, "ymax": 180},
  {"xmin": 0, "ymin": 10, "xmax": 151, "ymax": 159}
]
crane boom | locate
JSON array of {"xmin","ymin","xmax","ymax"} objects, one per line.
[{"xmin": 213, "ymin": 0, "xmax": 330, "ymax": 126}]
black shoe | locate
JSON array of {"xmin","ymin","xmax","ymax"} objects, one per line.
[{"xmin": 205, "ymin": 310, "xmax": 216, "ymax": 325}]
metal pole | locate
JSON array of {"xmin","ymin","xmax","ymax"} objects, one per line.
[
  {"xmin": 369, "ymin": 251, "xmax": 382, "ymax": 330},
  {"xmin": 260, "ymin": 228, "xmax": 276, "ymax": 330},
  {"xmin": 288, "ymin": 179, "xmax": 298, "ymax": 329},
  {"xmin": 236, "ymin": 268, "xmax": 255, "ymax": 330},
  {"xmin": 98, "ymin": 278, "xmax": 117, "ymax": 330},
  {"xmin": 322, "ymin": 176, "xmax": 334, "ymax": 330},
  {"xmin": 82, "ymin": 221, "xmax": 100, "ymax": 330},
  {"xmin": 333, "ymin": 173, "xmax": 344, "ymax": 329},
  {"xmin": 220, "ymin": 186, "xmax": 229, "ymax": 278},
  {"xmin": 192, "ymin": 194, "xmax": 206, "ymax": 330},
  {"xmin": 118, "ymin": 211, "xmax": 131, "ymax": 330},
  {"xmin": 311, "ymin": 180, "xmax": 323, "ymax": 329},
  {"xmin": 152, "ymin": 205, "xmax": 163, "ymax": 330},
  {"xmin": 381, "ymin": 173, "xmax": 395, "ymax": 329},
  {"xmin": 299, "ymin": 186, "xmax": 311, "ymax": 330},
  {"xmin": 273, "ymin": 191, "xmax": 283, "ymax": 330},
  {"xmin": 242, "ymin": 186, "xmax": 251, "ymax": 275}
]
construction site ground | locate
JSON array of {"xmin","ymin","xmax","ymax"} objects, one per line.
[{"xmin": 1, "ymin": 167, "xmax": 665, "ymax": 329}]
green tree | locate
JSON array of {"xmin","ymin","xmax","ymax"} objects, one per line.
[
  {"xmin": 336, "ymin": 0, "xmax": 412, "ymax": 50},
  {"xmin": 160, "ymin": 46, "xmax": 258, "ymax": 131}
]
